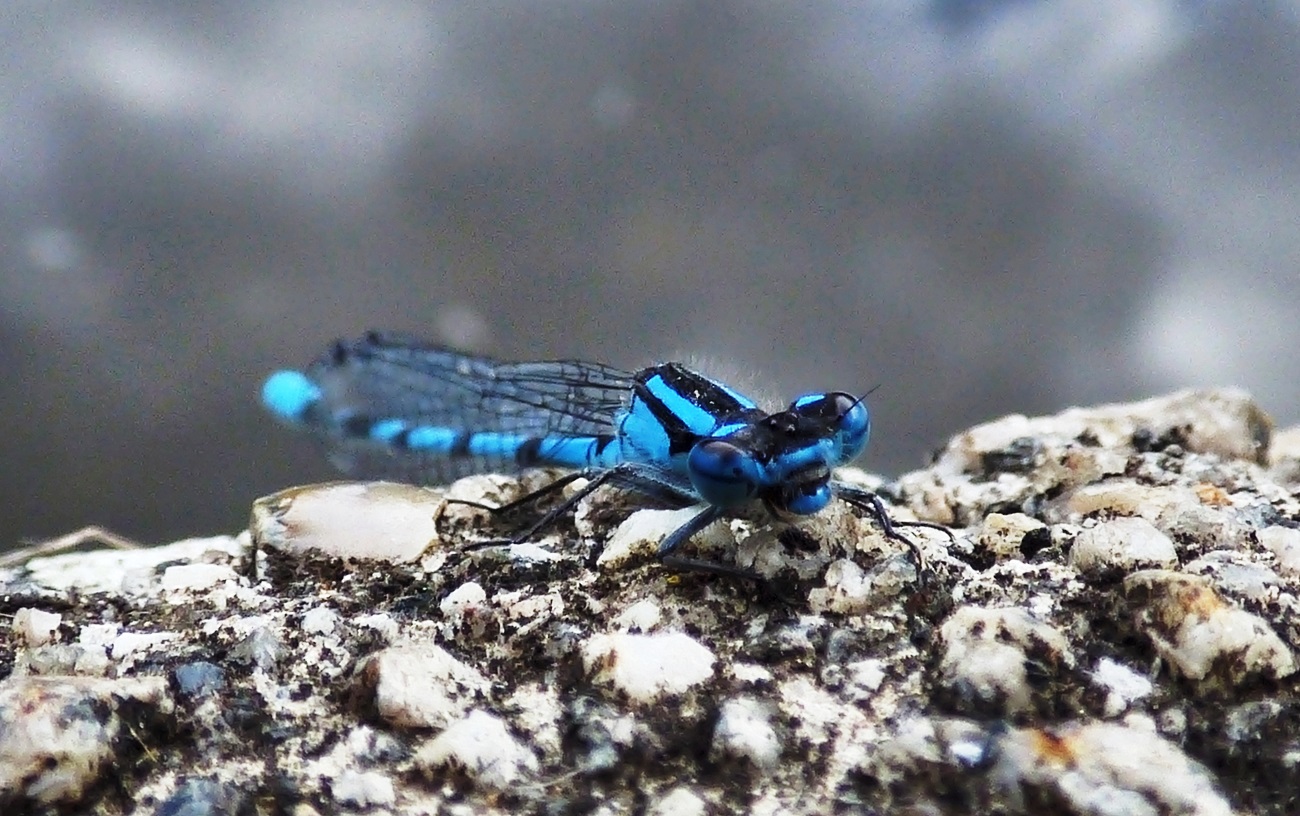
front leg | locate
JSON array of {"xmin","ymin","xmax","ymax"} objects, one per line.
[
  {"xmin": 654, "ymin": 504, "xmax": 763, "ymax": 581},
  {"xmin": 833, "ymin": 483, "xmax": 955, "ymax": 585}
]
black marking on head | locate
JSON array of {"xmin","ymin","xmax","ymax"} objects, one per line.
[{"xmin": 757, "ymin": 409, "xmax": 835, "ymax": 450}]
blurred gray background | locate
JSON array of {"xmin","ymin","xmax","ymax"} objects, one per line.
[{"xmin": 5, "ymin": 1, "xmax": 1299, "ymax": 551}]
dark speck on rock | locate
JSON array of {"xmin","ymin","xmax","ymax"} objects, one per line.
[{"xmin": 980, "ymin": 437, "xmax": 1042, "ymax": 475}]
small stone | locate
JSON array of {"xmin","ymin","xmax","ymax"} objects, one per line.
[
  {"xmin": 1090, "ymin": 657, "xmax": 1154, "ymax": 717},
  {"xmin": 1185, "ymin": 552, "xmax": 1280, "ymax": 601},
  {"xmin": 18, "ymin": 644, "xmax": 82, "ymax": 676},
  {"xmin": 991, "ymin": 720, "xmax": 1232, "ymax": 816},
  {"xmin": 935, "ymin": 389, "xmax": 1271, "ymax": 476},
  {"xmin": 937, "ymin": 606, "xmax": 1074, "ymax": 715},
  {"xmin": 156, "ymin": 776, "xmax": 247, "ymax": 816},
  {"xmin": 300, "ymin": 606, "xmax": 339, "ymax": 636},
  {"xmin": 74, "ymin": 647, "xmax": 111, "ymax": 676},
  {"xmin": 503, "ymin": 683, "xmax": 564, "ymax": 758},
  {"xmin": 78, "ymin": 622, "xmax": 120, "ymax": 648},
  {"xmin": 439, "ymin": 582, "xmax": 487, "ymax": 618},
  {"xmin": 1268, "ymin": 424, "xmax": 1300, "ymax": 483},
  {"xmin": 21, "ymin": 535, "xmax": 242, "ymax": 595},
  {"xmin": 499, "ymin": 590, "xmax": 563, "ymax": 622},
  {"xmin": 330, "ymin": 769, "xmax": 395, "ymax": 807},
  {"xmin": 414, "ymin": 709, "xmax": 537, "ymax": 789},
  {"xmin": 1069, "ymin": 517, "xmax": 1179, "ymax": 575},
  {"xmin": 1124, "ymin": 570, "xmax": 1297, "ymax": 685},
  {"xmin": 250, "ymin": 481, "xmax": 446, "ymax": 564},
  {"xmin": 976, "ymin": 513, "xmax": 1048, "ymax": 561},
  {"xmin": 12, "ymin": 608, "xmax": 61, "ymax": 647},
  {"xmin": 598, "ymin": 507, "xmax": 730, "ymax": 570},
  {"xmin": 649, "ymin": 786, "xmax": 708, "ymax": 816},
  {"xmin": 711, "ymin": 697, "xmax": 781, "ymax": 770},
  {"xmin": 807, "ymin": 558, "xmax": 875, "ymax": 614},
  {"xmin": 160, "ymin": 563, "xmax": 238, "ymax": 593},
  {"xmin": 582, "ymin": 631, "xmax": 715, "ymax": 702},
  {"xmin": 359, "ymin": 642, "xmax": 490, "ymax": 729},
  {"xmin": 111, "ymin": 630, "xmax": 180, "ymax": 660},
  {"xmin": 1157, "ymin": 707, "xmax": 1189, "ymax": 740},
  {"xmin": 1062, "ymin": 482, "xmax": 1196, "ymax": 522},
  {"xmin": 229, "ymin": 626, "xmax": 283, "ymax": 672},
  {"xmin": 1192, "ymin": 482, "xmax": 1233, "ymax": 507},
  {"xmin": 613, "ymin": 598, "xmax": 662, "ymax": 632},
  {"xmin": 729, "ymin": 663, "xmax": 774, "ymax": 686},
  {"xmin": 1259, "ymin": 526, "xmax": 1300, "ymax": 575},
  {"xmin": 341, "ymin": 724, "xmax": 406, "ymax": 764},
  {"xmin": 1223, "ymin": 700, "xmax": 1284, "ymax": 745},
  {"xmin": 844, "ymin": 659, "xmax": 887, "ymax": 699},
  {"xmin": 353, "ymin": 612, "xmax": 400, "ymax": 642}
]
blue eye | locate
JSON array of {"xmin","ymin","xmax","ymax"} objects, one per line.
[
  {"xmin": 791, "ymin": 392, "xmax": 870, "ymax": 463},
  {"xmin": 785, "ymin": 482, "xmax": 832, "ymax": 515},
  {"xmin": 688, "ymin": 439, "xmax": 762, "ymax": 507},
  {"xmin": 833, "ymin": 395, "xmax": 870, "ymax": 462}
]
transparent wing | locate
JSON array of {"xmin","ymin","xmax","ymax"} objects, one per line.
[{"xmin": 297, "ymin": 331, "xmax": 637, "ymax": 482}]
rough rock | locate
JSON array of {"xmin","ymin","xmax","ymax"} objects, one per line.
[{"xmin": 1, "ymin": 387, "xmax": 1298, "ymax": 814}]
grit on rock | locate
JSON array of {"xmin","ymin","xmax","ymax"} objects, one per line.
[{"xmin": 2, "ymin": 388, "xmax": 1299, "ymax": 815}]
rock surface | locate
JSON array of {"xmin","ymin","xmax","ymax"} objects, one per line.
[{"xmin": 2, "ymin": 388, "xmax": 1298, "ymax": 815}]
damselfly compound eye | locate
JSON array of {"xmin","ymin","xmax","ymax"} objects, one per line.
[
  {"xmin": 790, "ymin": 391, "xmax": 870, "ymax": 463},
  {"xmin": 688, "ymin": 439, "xmax": 762, "ymax": 507}
]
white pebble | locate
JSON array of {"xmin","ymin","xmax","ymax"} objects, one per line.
[
  {"xmin": 160, "ymin": 563, "xmax": 238, "ymax": 593},
  {"xmin": 414, "ymin": 709, "xmax": 537, "ymax": 789},
  {"xmin": 301, "ymin": 606, "xmax": 339, "ymax": 635},
  {"xmin": 598, "ymin": 507, "xmax": 707, "ymax": 569},
  {"xmin": 250, "ymin": 481, "xmax": 445, "ymax": 564},
  {"xmin": 1069, "ymin": 517, "xmax": 1178, "ymax": 575},
  {"xmin": 649, "ymin": 786, "xmax": 708, "ymax": 816},
  {"xmin": 712, "ymin": 697, "xmax": 781, "ymax": 770},
  {"xmin": 440, "ymin": 582, "xmax": 487, "ymax": 618},
  {"xmin": 1090, "ymin": 658, "xmax": 1153, "ymax": 717},
  {"xmin": 582, "ymin": 631, "xmax": 715, "ymax": 702},
  {"xmin": 1259, "ymin": 526, "xmax": 1300, "ymax": 575},
  {"xmin": 977, "ymin": 513, "xmax": 1047, "ymax": 560},
  {"xmin": 12, "ymin": 608, "xmax": 61, "ymax": 647},
  {"xmin": 331, "ymin": 769, "xmax": 395, "ymax": 807},
  {"xmin": 365, "ymin": 643, "xmax": 491, "ymax": 729},
  {"xmin": 614, "ymin": 599, "xmax": 662, "ymax": 632},
  {"xmin": 938, "ymin": 606, "xmax": 1073, "ymax": 715},
  {"xmin": 110, "ymin": 631, "xmax": 179, "ymax": 660},
  {"xmin": 1125, "ymin": 570, "xmax": 1296, "ymax": 683}
]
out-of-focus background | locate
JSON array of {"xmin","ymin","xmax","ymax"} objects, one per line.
[{"xmin": 6, "ymin": 1, "xmax": 1299, "ymax": 552}]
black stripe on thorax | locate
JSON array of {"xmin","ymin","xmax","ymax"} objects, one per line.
[{"xmin": 635, "ymin": 363, "xmax": 762, "ymax": 456}]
